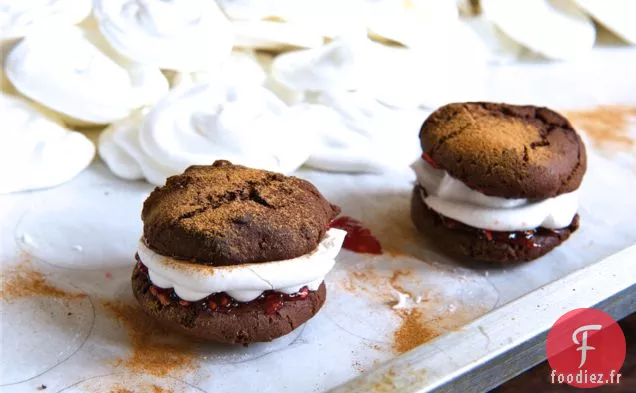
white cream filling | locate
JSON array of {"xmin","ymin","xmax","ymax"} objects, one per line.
[
  {"xmin": 413, "ymin": 158, "xmax": 579, "ymax": 231},
  {"xmin": 138, "ymin": 228, "xmax": 346, "ymax": 302}
]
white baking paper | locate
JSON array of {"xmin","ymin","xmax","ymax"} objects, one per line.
[{"xmin": 1, "ymin": 46, "xmax": 635, "ymax": 393}]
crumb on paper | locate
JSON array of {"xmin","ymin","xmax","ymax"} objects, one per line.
[
  {"xmin": 391, "ymin": 289, "xmax": 410, "ymax": 310},
  {"xmin": 36, "ymin": 385, "xmax": 46, "ymax": 390},
  {"xmin": 0, "ymin": 259, "xmax": 86, "ymax": 302},
  {"xmin": 352, "ymin": 361, "xmax": 365, "ymax": 373},
  {"xmin": 18, "ymin": 233, "xmax": 36, "ymax": 248},
  {"xmin": 371, "ymin": 368, "xmax": 399, "ymax": 393},
  {"xmin": 101, "ymin": 300, "xmax": 198, "ymax": 377}
]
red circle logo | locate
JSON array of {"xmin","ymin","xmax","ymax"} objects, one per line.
[{"xmin": 546, "ymin": 308, "xmax": 626, "ymax": 388}]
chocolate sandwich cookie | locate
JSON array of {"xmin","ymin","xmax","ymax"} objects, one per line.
[
  {"xmin": 412, "ymin": 102, "xmax": 586, "ymax": 263},
  {"xmin": 133, "ymin": 160, "xmax": 346, "ymax": 343}
]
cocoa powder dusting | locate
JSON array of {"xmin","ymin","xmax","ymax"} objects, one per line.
[
  {"xmin": 565, "ymin": 105, "xmax": 636, "ymax": 148},
  {"xmin": 0, "ymin": 259, "xmax": 86, "ymax": 302},
  {"xmin": 393, "ymin": 309, "xmax": 439, "ymax": 354},
  {"xmin": 152, "ymin": 385, "xmax": 172, "ymax": 393},
  {"xmin": 339, "ymin": 266, "xmax": 486, "ymax": 354},
  {"xmin": 101, "ymin": 300, "xmax": 198, "ymax": 377},
  {"xmin": 108, "ymin": 385, "xmax": 172, "ymax": 393},
  {"xmin": 341, "ymin": 269, "xmax": 394, "ymax": 302}
]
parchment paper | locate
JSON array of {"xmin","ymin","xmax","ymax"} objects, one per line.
[{"xmin": 1, "ymin": 46, "xmax": 635, "ymax": 393}]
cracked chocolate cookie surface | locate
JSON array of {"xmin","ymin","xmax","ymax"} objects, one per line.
[
  {"xmin": 142, "ymin": 160, "xmax": 341, "ymax": 265},
  {"xmin": 419, "ymin": 102, "xmax": 586, "ymax": 199}
]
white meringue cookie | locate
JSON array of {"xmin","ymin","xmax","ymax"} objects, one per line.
[
  {"xmin": 93, "ymin": 0, "xmax": 234, "ymax": 71},
  {"xmin": 168, "ymin": 50, "xmax": 267, "ymax": 88},
  {"xmin": 301, "ymin": 91, "xmax": 425, "ymax": 173},
  {"xmin": 0, "ymin": 61, "xmax": 15, "ymax": 94},
  {"xmin": 255, "ymin": 51, "xmax": 305, "ymax": 105},
  {"xmin": 573, "ymin": 0, "xmax": 636, "ymax": 44},
  {"xmin": 0, "ymin": 93, "xmax": 95, "ymax": 193},
  {"xmin": 364, "ymin": 39, "xmax": 486, "ymax": 108},
  {"xmin": 0, "ymin": 0, "xmax": 92, "ymax": 39},
  {"xmin": 220, "ymin": 0, "xmax": 359, "ymax": 49},
  {"xmin": 272, "ymin": 32, "xmax": 372, "ymax": 92},
  {"xmin": 481, "ymin": 0, "xmax": 596, "ymax": 60},
  {"xmin": 456, "ymin": 0, "xmax": 479, "ymax": 16},
  {"xmin": 1, "ymin": 39, "xmax": 18, "ymax": 94},
  {"xmin": 98, "ymin": 109, "xmax": 149, "ymax": 181},
  {"xmin": 232, "ymin": 20, "xmax": 324, "ymax": 50},
  {"xmin": 218, "ymin": 0, "xmax": 362, "ymax": 39},
  {"xmin": 464, "ymin": 16, "xmax": 527, "ymax": 64},
  {"xmin": 367, "ymin": 0, "xmax": 460, "ymax": 47},
  {"xmin": 5, "ymin": 26, "xmax": 169, "ymax": 125},
  {"xmin": 271, "ymin": 33, "xmax": 486, "ymax": 109},
  {"xmin": 274, "ymin": 0, "xmax": 364, "ymax": 39},
  {"xmin": 99, "ymin": 82, "xmax": 314, "ymax": 185}
]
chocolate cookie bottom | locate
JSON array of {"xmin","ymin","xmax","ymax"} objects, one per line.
[
  {"xmin": 132, "ymin": 263, "xmax": 326, "ymax": 344},
  {"xmin": 411, "ymin": 186, "xmax": 579, "ymax": 263}
]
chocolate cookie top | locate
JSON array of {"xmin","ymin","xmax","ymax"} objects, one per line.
[
  {"xmin": 142, "ymin": 160, "xmax": 341, "ymax": 265},
  {"xmin": 419, "ymin": 102, "xmax": 586, "ymax": 199}
]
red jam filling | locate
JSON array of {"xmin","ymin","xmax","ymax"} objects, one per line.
[
  {"xmin": 421, "ymin": 187, "xmax": 578, "ymax": 250},
  {"xmin": 328, "ymin": 216, "xmax": 382, "ymax": 255},
  {"xmin": 136, "ymin": 261, "xmax": 310, "ymax": 315},
  {"xmin": 421, "ymin": 152, "xmax": 439, "ymax": 169}
]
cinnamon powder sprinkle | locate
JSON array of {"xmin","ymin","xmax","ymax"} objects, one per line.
[
  {"xmin": 109, "ymin": 384, "xmax": 174, "ymax": 393},
  {"xmin": 101, "ymin": 300, "xmax": 198, "ymax": 377},
  {"xmin": 0, "ymin": 259, "xmax": 86, "ymax": 302},
  {"xmin": 565, "ymin": 105, "xmax": 636, "ymax": 148},
  {"xmin": 393, "ymin": 309, "xmax": 439, "ymax": 354},
  {"xmin": 389, "ymin": 270, "xmax": 414, "ymax": 298},
  {"xmin": 109, "ymin": 385, "xmax": 172, "ymax": 393},
  {"xmin": 340, "ymin": 267, "xmax": 487, "ymax": 353}
]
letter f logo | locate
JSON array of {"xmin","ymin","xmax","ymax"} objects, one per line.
[{"xmin": 572, "ymin": 324, "xmax": 602, "ymax": 368}]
